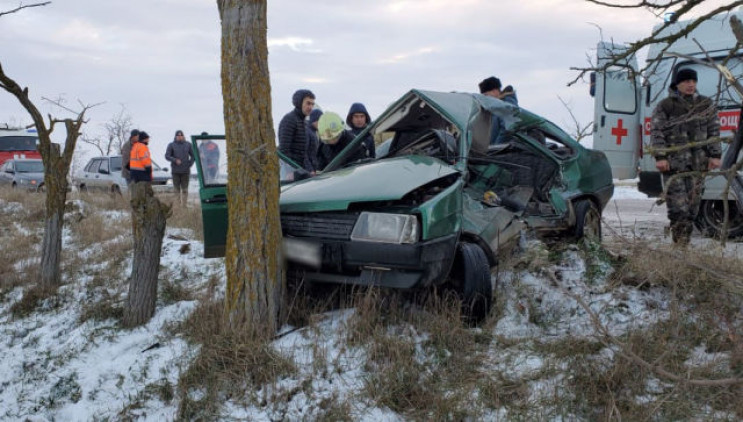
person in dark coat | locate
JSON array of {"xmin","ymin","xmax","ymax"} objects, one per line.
[
  {"xmin": 316, "ymin": 111, "xmax": 350, "ymax": 171},
  {"xmin": 650, "ymin": 68, "xmax": 721, "ymax": 245},
  {"xmin": 304, "ymin": 109, "xmax": 323, "ymax": 174},
  {"xmin": 345, "ymin": 102, "xmax": 375, "ymax": 159},
  {"xmin": 165, "ymin": 129, "xmax": 195, "ymax": 207},
  {"xmin": 121, "ymin": 129, "xmax": 139, "ymax": 185},
  {"xmin": 479, "ymin": 76, "xmax": 519, "ymax": 145},
  {"xmin": 278, "ymin": 89, "xmax": 315, "ymax": 169}
]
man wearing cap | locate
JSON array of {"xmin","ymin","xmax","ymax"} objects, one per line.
[
  {"xmin": 478, "ymin": 76, "xmax": 519, "ymax": 145},
  {"xmin": 165, "ymin": 130, "xmax": 195, "ymax": 207},
  {"xmin": 651, "ymin": 68, "xmax": 721, "ymax": 245},
  {"xmin": 121, "ymin": 129, "xmax": 140, "ymax": 184}
]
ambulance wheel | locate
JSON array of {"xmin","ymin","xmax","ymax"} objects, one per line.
[{"xmin": 695, "ymin": 200, "xmax": 743, "ymax": 239}]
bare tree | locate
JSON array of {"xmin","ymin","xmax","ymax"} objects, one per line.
[
  {"xmin": 217, "ymin": 0, "xmax": 284, "ymax": 333},
  {"xmin": 0, "ymin": 66, "xmax": 95, "ymax": 287},
  {"xmin": 571, "ymin": 1, "xmax": 743, "ymax": 85},
  {"xmin": 80, "ymin": 104, "xmax": 134, "ymax": 156},
  {"xmin": 558, "ymin": 95, "xmax": 593, "ymax": 143}
]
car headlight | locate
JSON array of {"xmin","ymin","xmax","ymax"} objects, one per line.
[
  {"xmin": 18, "ymin": 179, "xmax": 30, "ymax": 185},
  {"xmin": 350, "ymin": 212, "xmax": 419, "ymax": 244}
]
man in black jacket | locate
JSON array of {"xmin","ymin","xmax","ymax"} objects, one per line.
[
  {"xmin": 278, "ymin": 89, "xmax": 315, "ymax": 169},
  {"xmin": 346, "ymin": 102, "xmax": 375, "ymax": 159},
  {"xmin": 165, "ymin": 129, "xmax": 195, "ymax": 207}
]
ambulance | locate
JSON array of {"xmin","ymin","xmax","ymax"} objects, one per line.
[
  {"xmin": 0, "ymin": 126, "xmax": 41, "ymax": 166},
  {"xmin": 592, "ymin": 9, "xmax": 743, "ymax": 238}
]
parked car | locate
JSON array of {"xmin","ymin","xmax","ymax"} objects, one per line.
[
  {"xmin": 194, "ymin": 89, "xmax": 614, "ymax": 320},
  {"xmin": 74, "ymin": 155, "xmax": 171, "ymax": 194},
  {"xmin": 0, "ymin": 158, "xmax": 44, "ymax": 191}
]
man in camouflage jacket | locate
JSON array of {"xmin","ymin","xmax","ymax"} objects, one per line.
[{"xmin": 651, "ymin": 68, "xmax": 721, "ymax": 245}]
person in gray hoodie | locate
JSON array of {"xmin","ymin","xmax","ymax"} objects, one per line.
[{"xmin": 165, "ymin": 129, "xmax": 195, "ymax": 207}]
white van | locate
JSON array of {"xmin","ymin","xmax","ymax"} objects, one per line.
[{"xmin": 592, "ymin": 10, "xmax": 743, "ymax": 237}]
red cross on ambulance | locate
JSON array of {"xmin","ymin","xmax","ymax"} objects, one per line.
[{"xmin": 611, "ymin": 119, "xmax": 628, "ymax": 145}]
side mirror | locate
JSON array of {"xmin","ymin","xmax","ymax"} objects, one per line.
[
  {"xmin": 163, "ymin": 167, "xmax": 169, "ymax": 172},
  {"xmin": 99, "ymin": 168, "xmax": 110, "ymax": 175},
  {"xmin": 5, "ymin": 169, "xmax": 14, "ymax": 174},
  {"xmin": 589, "ymin": 72, "xmax": 596, "ymax": 98}
]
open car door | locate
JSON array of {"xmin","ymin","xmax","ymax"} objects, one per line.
[
  {"xmin": 592, "ymin": 41, "xmax": 642, "ymax": 180},
  {"xmin": 191, "ymin": 134, "xmax": 302, "ymax": 258}
]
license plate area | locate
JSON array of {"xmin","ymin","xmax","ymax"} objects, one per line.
[{"xmin": 283, "ymin": 237, "xmax": 322, "ymax": 268}]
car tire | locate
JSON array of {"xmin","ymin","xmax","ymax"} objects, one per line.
[
  {"xmin": 694, "ymin": 199, "xmax": 743, "ymax": 239},
  {"xmin": 573, "ymin": 199, "xmax": 602, "ymax": 241},
  {"xmin": 11, "ymin": 182, "xmax": 17, "ymax": 190},
  {"xmin": 450, "ymin": 242, "xmax": 492, "ymax": 323},
  {"xmin": 79, "ymin": 184, "xmax": 88, "ymax": 194},
  {"xmin": 111, "ymin": 185, "xmax": 122, "ymax": 196}
]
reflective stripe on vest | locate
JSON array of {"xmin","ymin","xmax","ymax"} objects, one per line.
[{"xmin": 130, "ymin": 143, "xmax": 152, "ymax": 170}]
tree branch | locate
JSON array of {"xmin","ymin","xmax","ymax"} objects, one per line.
[{"xmin": 0, "ymin": 1, "xmax": 50, "ymax": 18}]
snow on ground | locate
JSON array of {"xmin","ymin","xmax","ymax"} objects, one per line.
[
  {"xmin": 1, "ymin": 182, "xmax": 738, "ymax": 420},
  {"xmin": 0, "ymin": 217, "xmax": 214, "ymax": 421}
]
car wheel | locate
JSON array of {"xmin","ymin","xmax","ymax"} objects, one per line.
[
  {"xmin": 450, "ymin": 242, "xmax": 492, "ymax": 323},
  {"xmin": 11, "ymin": 182, "xmax": 17, "ymax": 189},
  {"xmin": 79, "ymin": 184, "xmax": 88, "ymax": 193},
  {"xmin": 694, "ymin": 199, "xmax": 743, "ymax": 239},
  {"xmin": 573, "ymin": 199, "xmax": 602, "ymax": 241},
  {"xmin": 111, "ymin": 185, "xmax": 122, "ymax": 195}
]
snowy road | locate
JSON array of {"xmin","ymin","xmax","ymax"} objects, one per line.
[{"xmin": 604, "ymin": 185, "xmax": 743, "ymax": 254}]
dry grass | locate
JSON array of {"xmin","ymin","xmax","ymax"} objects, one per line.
[
  {"xmin": 9, "ymin": 284, "xmax": 58, "ymax": 318},
  {"xmin": 341, "ymin": 289, "xmax": 498, "ymax": 420},
  {"xmin": 560, "ymin": 240, "xmax": 743, "ymax": 421},
  {"xmin": 78, "ymin": 290, "xmax": 124, "ymax": 324},
  {"xmin": 175, "ymin": 299, "xmax": 297, "ymax": 420},
  {"xmin": 166, "ymin": 205, "xmax": 203, "ymax": 241}
]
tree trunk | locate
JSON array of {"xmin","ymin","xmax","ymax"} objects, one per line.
[
  {"xmin": 218, "ymin": 0, "xmax": 284, "ymax": 333},
  {"xmin": 39, "ymin": 164, "xmax": 68, "ymax": 287},
  {"xmin": 124, "ymin": 182, "xmax": 170, "ymax": 327}
]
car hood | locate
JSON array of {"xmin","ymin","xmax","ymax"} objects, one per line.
[{"xmin": 280, "ymin": 156, "xmax": 459, "ymax": 212}]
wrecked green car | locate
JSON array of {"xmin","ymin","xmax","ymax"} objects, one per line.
[{"xmin": 193, "ymin": 89, "xmax": 614, "ymax": 320}]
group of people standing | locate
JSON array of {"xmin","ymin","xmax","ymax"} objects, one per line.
[
  {"xmin": 121, "ymin": 129, "xmax": 195, "ymax": 207},
  {"xmin": 278, "ymin": 89, "xmax": 375, "ymax": 175}
]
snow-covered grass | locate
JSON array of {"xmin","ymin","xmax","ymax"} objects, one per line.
[{"xmin": 1, "ymin": 188, "xmax": 743, "ymax": 421}]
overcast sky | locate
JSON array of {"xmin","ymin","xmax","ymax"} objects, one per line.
[{"xmin": 0, "ymin": 0, "xmax": 733, "ymax": 163}]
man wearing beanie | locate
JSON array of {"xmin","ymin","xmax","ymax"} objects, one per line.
[
  {"xmin": 304, "ymin": 108, "xmax": 323, "ymax": 174},
  {"xmin": 478, "ymin": 76, "xmax": 519, "ymax": 145},
  {"xmin": 651, "ymin": 67, "xmax": 721, "ymax": 246},
  {"xmin": 278, "ymin": 89, "xmax": 315, "ymax": 170},
  {"xmin": 121, "ymin": 129, "xmax": 140, "ymax": 184}
]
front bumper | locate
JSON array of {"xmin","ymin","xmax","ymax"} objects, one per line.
[{"xmin": 287, "ymin": 233, "xmax": 458, "ymax": 289}]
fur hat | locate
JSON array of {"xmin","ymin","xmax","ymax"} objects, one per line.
[
  {"xmin": 478, "ymin": 76, "xmax": 502, "ymax": 94},
  {"xmin": 138, "ymin": 131, "xmax": 150, "ymax": 142},
  {"xmin": 130, "ymin": 129, "xmax": 140, "ymax": 138},
  {"xmin": 674, "ymin": 68, "xmax": 697, "ymax": 85}
]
